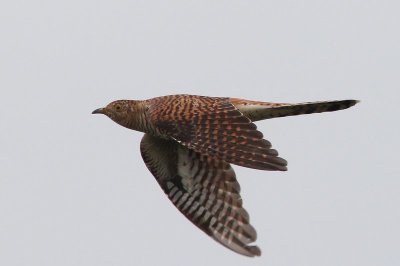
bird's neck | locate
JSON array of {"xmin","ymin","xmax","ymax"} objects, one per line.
[{"xmin": 121, "ymin": 101, "xmax": 159, "ymax": 136}]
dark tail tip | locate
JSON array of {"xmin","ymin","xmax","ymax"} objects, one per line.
[
  {"xmin": 348, "ymin": 99, "xmax": 360, "ymax": 107},
  {"xmin": 324, "ymin": 99, "xmax": 359, "ymax": 112},
  {"xmin": 342, "ymin": 99, "xmax": 360, "ymax": 110}
]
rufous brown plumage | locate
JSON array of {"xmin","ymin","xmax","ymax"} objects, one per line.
[{"xmin": 92, "ymin": 94, "xmax": 358, "ymax": 257}]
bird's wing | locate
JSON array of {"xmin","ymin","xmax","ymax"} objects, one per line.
[
  {"xmin": 140, "ymin": 133, "xmax": 261, "ymax": 257},
  {"xmin": 147, "ymin": 95, "xmax": 287, "ymax": 171}
]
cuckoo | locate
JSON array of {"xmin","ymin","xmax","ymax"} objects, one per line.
[{"xmin": 92, "ymin": 94, "xmax": 358, "ymax": 257}]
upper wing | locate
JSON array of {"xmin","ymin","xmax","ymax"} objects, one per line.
[
  {"xmin": 140, "ymin": 133, "xmax": 261, "ymax": 257},
  {"xmin": 146, "ymin": 95, "xmax": 287, "ymax": 171}
]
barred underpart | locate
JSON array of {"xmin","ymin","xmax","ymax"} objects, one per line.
[{"xmin": 140, "ymin": 134, "xmax": 261, "ymax": 257}]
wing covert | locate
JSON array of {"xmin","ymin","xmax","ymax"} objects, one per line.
[{"xmin": 146, "ymin": 95, "xmax": 287, "ymax": 171}]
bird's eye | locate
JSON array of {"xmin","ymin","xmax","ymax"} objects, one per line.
[{"xmin": 115, "ymin": 105, "xmax": 122, "ymax": 111}]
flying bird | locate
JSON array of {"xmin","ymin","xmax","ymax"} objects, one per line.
[{"xmin": 92, "ymin": 94, "xmax": 358, "ymax": 257}]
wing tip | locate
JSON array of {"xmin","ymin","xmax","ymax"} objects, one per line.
[
  {"xmin": 270, "ymin": 165, "xmax": 288, "ymax": 171},
  {"xmin": 245, "ymin": 245, "xmax": 262, "ymax": 257}
]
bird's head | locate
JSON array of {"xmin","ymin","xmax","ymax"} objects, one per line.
[{"xmin": 92, "ymin": 100, "xmax": 142, "ymax": 130}]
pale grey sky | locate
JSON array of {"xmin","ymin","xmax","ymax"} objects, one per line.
[{"xmin": 0, "ymin": 1, "xmax": 399, "ymax": 266}]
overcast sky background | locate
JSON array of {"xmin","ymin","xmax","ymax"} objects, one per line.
[{"xmin": 1, "ymin": 1, "xmax": 399, "ymax": 266}]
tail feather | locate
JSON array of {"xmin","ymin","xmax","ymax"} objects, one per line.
[{"xmin": 231, "ymin": 99, "xmax": 359, "ymax": 122}]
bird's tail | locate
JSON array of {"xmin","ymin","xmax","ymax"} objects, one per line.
[{"xmin": 230, "ymin": 98, "xmax": 359, "ymax": 122}]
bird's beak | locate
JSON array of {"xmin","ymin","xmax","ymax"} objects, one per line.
[{"xmin": 92, "ymin": 108, "xmax": 105, "ymax": 114}]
